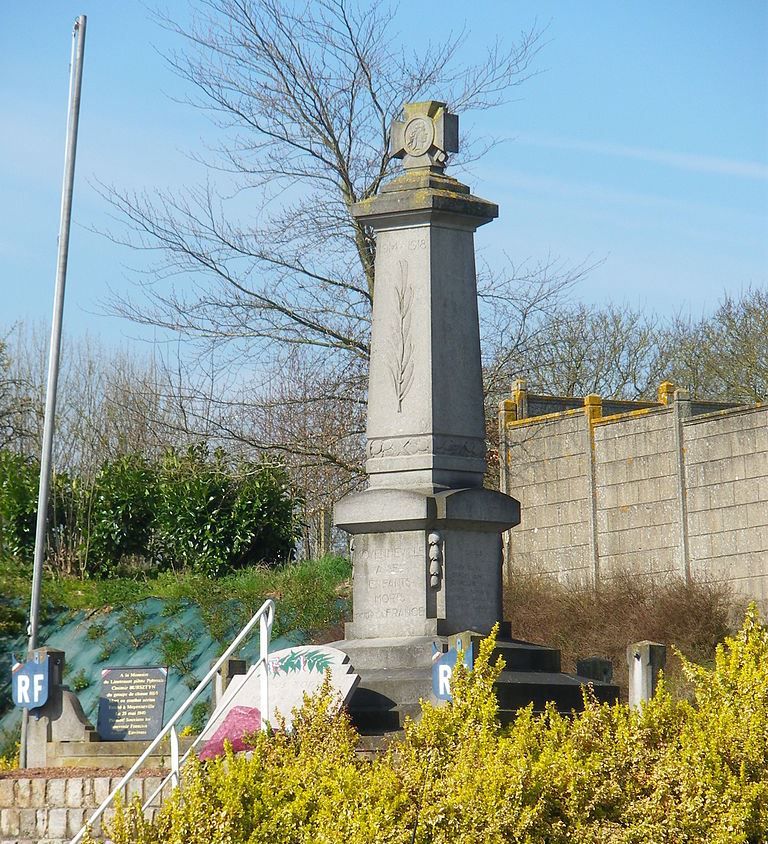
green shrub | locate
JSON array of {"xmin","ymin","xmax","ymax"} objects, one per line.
[
  {"xmin": 158, "ymin": 631, "xmax": 195, "ymax": 675},
  {"xmin": 0, "ymin": 451, "xmax": 38, "ymax": 562},
  {"xmin": 70, "ymin": 668, "xmax": 91, "ymax": 691},
  {"xmin": 86, "ymin": 455, "xmax": 158, "ymax": 575},
  {"xmin": 150, "ymin": 445, "xmax": 301, "ymax": 576},
  {"xmin": 101, "ymin": 607, "xmax": 768, "ymax": 843},
  {"xmin": 0, "ymin": 724, "xmax": 20, "ymax": 772},
  {"xmin": 0, "ymin": 444, "xmax": 301, "ymax": 579}
]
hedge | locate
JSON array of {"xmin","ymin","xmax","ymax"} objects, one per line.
[{"xmin": 0, "ymin": 445, "xmax": 301, "ymax": 577}]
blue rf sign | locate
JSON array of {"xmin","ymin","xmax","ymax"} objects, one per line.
[
  {"xmin": 432, "ymin": 638, "xmax": 474, "ymax": 701},
  {"xmin": 11, "ymin": 655, "xmax": 49, "ymax": 710}
]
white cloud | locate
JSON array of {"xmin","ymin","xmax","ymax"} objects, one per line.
[{"xmin": 510, "ymin": 133, "xmax": 768, "ymax": 180}]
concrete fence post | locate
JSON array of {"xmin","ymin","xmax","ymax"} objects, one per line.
[
  {"xmin": 672, "ymin": 387, "xmax": 692, "ymax": 583},
  {"xmin": 583, "ymin": 394, "xmax": 602, "ymax": 588},
  {"xmin": 627, "ymin": 641, "xmax": 666, "ymax": 708}
]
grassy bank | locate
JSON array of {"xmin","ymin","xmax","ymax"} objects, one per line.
[{"xmin": 0, "ymin": 554, "xmax": 351, "ymax": 650}]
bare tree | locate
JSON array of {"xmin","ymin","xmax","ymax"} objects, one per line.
[
  {"xmin": 480, "ymin": 255, "xmax": 601, "ymax": 401},
  {"xmin": 93, "ymin": 0, "xmax": 546, "ymax": 499},
  {"xmin": 668, "ymin": 286, "xmax": 768, "ymax": 403},
  {"xmin": 3, "ymin": 322, "xmax": 191, "ymax": 475},
  {"xmin": 0, "ymin": 330, "xmax": 35, "ymax": 451},
  {"xmin": 101, "ymin": 0, "xmax": 542, "ymax": 353},
  {"xmin": 521, "ymin": 300, "xmax": 671, "ymax": 399}
]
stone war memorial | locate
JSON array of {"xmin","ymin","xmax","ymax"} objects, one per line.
[{"xmin": 332, "ymin": 100, "xmax": 618, "ymax": 729}]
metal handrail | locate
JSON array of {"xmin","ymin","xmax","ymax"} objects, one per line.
[{"xmin": 70, "ymin": 598, "xmax": 275, "ymax": 844}]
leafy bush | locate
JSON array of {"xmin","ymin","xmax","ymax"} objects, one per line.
[
  {"xmin": 70, "ymin": 667, "xmax": 91, "ymax": 691},
  {"xmin": 0, "ymin": 444, "xmax": 301, "ymax": 578},
  {"xmin": 0, "ymin": 725, "xmax": 20, "ymax": 772},
  {"xmin": 151, "ymin": 445, "xmax": 300, "ymax": 576},
  {"xmin": 100, "ymin": 608, "xmax": 768, "ymax": 843},
  {"xmin": 0, "ymin": 450, "xmax": 38, "ymax": 562},
  {"xmin": 86, "ymin": 455, "xmax": 158, "ymax": 575}
]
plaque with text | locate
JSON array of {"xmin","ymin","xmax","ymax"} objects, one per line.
[{"xmin": 97, "ymin": 666, "xmax": 167, "ymax": 741}]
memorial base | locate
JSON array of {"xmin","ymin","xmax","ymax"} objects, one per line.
[
  {"xmin": 334, "ymin": 488, "xmax": 619, "ymax": 731},
  {"xmin": 332, "ymin": 632, "xmax": 620, "ymax": 733},
  {"xmin": 335, "ymin": 486, "xmax": 520, "ymax": 639}
]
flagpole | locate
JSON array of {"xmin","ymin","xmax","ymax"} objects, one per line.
[{"xmin": 20, "ymin": 14, "xmax": 87, "ymax": 770}]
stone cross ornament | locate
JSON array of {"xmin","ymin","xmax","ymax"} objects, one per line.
[{"xmin": 391, "ymin": 101, "xmax": 459, "ymax": 171}]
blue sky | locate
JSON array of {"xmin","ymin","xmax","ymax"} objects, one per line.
[{"xmin": 1, "ymin": 1, "xmax": 766, "ymax": 346}]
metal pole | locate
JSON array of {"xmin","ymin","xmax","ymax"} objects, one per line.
[{"xmin": 20, "ymin": 15, "xmax": 86, "ymax": 769}]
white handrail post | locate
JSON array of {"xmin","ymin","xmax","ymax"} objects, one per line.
[
  {"xmin": 260, "ymin": 608, "xmax": 270, "ymax": 730},
  {"xmin": 169, "ymin": 724, "xmax": 180, "ymax": 790}
]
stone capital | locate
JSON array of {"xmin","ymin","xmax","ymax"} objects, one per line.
[{"xmin": 351, "ymin": 175, "xmax": 498, "ymax": 230}]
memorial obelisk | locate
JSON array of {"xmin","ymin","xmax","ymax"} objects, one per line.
[
  {"xmin": 333, "ymin": 102, "xmax": 520, "ymax": 723},
  {"xmin": 334, "ymin": 103, "xmax": 621, "ymax": 727}
]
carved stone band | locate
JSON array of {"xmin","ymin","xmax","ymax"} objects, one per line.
[{"xmin": 366, "ymin": 434, "xmax": 486, "ymax": 460}]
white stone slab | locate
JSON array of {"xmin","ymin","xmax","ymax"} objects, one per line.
[{"xmin": 201, "ymin": 645, "xmax": 359, "ymax": 738}]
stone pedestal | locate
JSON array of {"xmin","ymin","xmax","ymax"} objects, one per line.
[
  {"xmin": 25, "ymin": 648, "xmax": 98, "ymax": 769},
  {"xmin": 336, "ymin": 486, "xmax": 518, "ymax": 639}
]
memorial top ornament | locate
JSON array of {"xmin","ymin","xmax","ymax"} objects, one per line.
[{"xmin": 391, "ymin": 101, "xmax": 459, "ymax": 171}]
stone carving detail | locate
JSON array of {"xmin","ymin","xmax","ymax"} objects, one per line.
[
  {"xmin": 387, "ymin": 260, "xmax": 415, "ymax": 412},
  {"xmin": 391, "ymin": 100, "xmax": 459, "ymax": 171},
  {"xmin": 428, "ymin": 531, "xmax": 442, "ymax": 588},
  {"xmin": 403, "ymin": 117, "xmax": 434, "ymax": 157},
  {"xmin": 366, "ymin": 434, "xmax": 486, "ymax": 460}
]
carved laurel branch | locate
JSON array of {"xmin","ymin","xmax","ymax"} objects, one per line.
[{"xmin": 386, "ymin": 260, "xmax": 415, "ymax": 412}]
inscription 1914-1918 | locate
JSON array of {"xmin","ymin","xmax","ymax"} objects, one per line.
[{"xmin": 378, "ymin": 236, "xmax": 427, "ymax": 254}]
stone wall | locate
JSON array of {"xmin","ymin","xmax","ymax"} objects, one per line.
[
  {"xmin": 685, "ymin": 405, "xmax": 768, "ymax": 602},
  {"xmin": 0, "ymin": 774, "xmax": 168, "ymax": 844},
  {"xmin": 499, "ymin": 409, "xmax": 593, "ymax": 582},
  {"xmin": 500, "ymin": 381, "xmax": 768, "ymax": 602},
  {"xmin": 593, "ymin": 407, "xmax": 682, "ymax": 580}
]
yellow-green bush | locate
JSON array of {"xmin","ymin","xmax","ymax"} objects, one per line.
[{"xmin": 98, "ymin": 608, "xmax": 768, "ymax": 843}]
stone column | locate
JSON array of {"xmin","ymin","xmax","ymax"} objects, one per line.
[
  {"xmin": 335, "ymin": 102, "xmax": 520, "ymax": 641},
  {"xmin": 627, "ymin": 641, "xmax": 666, "ymax": 708}
]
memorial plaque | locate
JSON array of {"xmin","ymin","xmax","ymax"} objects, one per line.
[{"xmin": 97, "ymin": 666, "xmax": 167, "ymax": 741}]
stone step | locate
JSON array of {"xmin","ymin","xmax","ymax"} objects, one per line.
[
  {"xmin": 347, "ymin": 669, "xmax": 432, "ymax": 709},
  {"xmin": 488, "ymin": 640, "xmax": 562, "ymax": 673},
  {"xmin": 344, "ymin": 650, "xmax": 620, "ymax": 734},
  {"xmin": 351, "ymin": 704, "xmax": 422, "ymax": 734},
  {"xmin": 494, "ymin": 670, "xmax": 619, "ymax": 713},
  {"xmin": 334, "ymin": 636, "xmax": 437, "ymax": 670}
]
